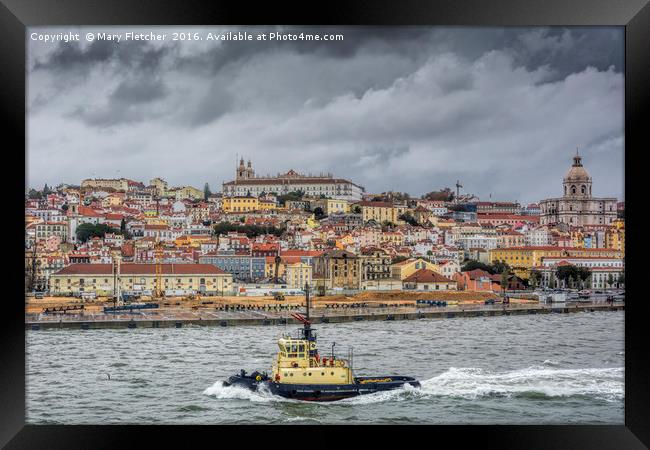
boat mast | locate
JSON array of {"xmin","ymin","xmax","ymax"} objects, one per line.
[{"xmin": 303, "ymin": 282, "xmax": 313, "ymax": 341}]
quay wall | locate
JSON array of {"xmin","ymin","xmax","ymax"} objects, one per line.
[{"xmin": 26, "ymin": 303, "xmax": 624, "ymax": 331}]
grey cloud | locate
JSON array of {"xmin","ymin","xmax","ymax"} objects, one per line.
[{"xmin": 28, "ymin": 26, "xmax": 624, "ymax": 204}]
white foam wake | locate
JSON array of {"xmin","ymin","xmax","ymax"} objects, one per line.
[
  {"xmin": 203, "ymin": 366, "xmax": 624, "ymax": 406},
  {"xmin": 419, "ymin": 366, "xmax": 624, "ymax": 402}
]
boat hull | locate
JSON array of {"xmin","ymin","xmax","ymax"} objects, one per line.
[{"xmin": 224, "ymin": 375, "xmax": 420, "ymax": 402}]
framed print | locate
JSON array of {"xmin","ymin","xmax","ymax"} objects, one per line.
[{"xmin": 1, "ymin": 0, "xmax": 648, "ymax": 448}]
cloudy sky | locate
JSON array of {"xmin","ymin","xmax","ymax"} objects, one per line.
[{"xmin": 27, "ymin": 26, "xmax": 624, "ymax": 204}]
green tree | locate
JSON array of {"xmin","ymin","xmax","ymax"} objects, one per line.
[
  {"xmin": 421, "ymin": 188, "xmax": 454, "ymax": 202},
  {"xmin": 399, "ymin": 213, "xmax": 419, "ymax": 227},
  {"xmin": 43, "ymin": 183, "xmax": 51, "ymax": 195},
  {"xmin": 617, "ymin": 272, "xmax": 625, "ymax": 289},
  {"xmin": 120, "ymin": 218, "xmax": 126, "ymax": 232},
  {"xmin": 28, "ymin": 189, "xmax": 42, "ymax": 199},
  {"xmin": 500, "ymin": 268, "xmax": 511, "ymax": 294},
  {"xmin": 607, "ymin": 273, "xmax": 615, "ymax": 290},
  {"xmin": 529, "ymin": 269, "xmax": 541, "ymax": 290},
  {"xmin": 203, "ymin": 183, "xmax": 212, "ymax": 201},
  {"xmin": 491, "ymin": 260, "xmax": 511, "ymax": 275},
  {"xmin": 353, "ymin": 205, "xmax": 362, "ymax": 214},
  {"xmin": 76, "ymin": 223, "xmax": 118, "ymax": 243},
  {"xmin": 462, "ymin": 260, "xmax": 493, "ymax": 273},
  {"xmin": 313, "ymin": 207, "xmax": 326, "ymax": 220}
]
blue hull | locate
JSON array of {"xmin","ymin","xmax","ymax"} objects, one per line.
[{"xmin": 224, "ymin": 375, "xmax": 420, "ymax": 402}]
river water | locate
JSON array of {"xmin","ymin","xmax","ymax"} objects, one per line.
[{"xmin": 26, "ymin": 311, "xmax": 624, "ymax": 424}]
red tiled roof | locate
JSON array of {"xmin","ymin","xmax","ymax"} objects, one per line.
[
  {"xmin": 54, "ymin": 263, "xmax": 226, "ymax": 275},
  {"xmin": 403, "ymin": 269, "xmax": 454, "ymax": 283}
]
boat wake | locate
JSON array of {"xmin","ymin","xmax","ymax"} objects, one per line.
[{"xmin": 203, "ymin": 366, "xmax": 624, "ymax": 406}]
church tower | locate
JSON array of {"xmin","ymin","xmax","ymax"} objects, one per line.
[
  {"xmin": 237, "ymin": 157, "xmax": 247, "ymax": 179},
  {"xmin": 246, "ymin": 159, "xmax": 255, "ymax": 178},
  {"xmin": 563, "ymin": 148, "xmax": 592, "ymax": 198}
]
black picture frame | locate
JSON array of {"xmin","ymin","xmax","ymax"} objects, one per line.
[{"xmin": 1, "ymin": 0, "xmax": 647, "ymax": 447}]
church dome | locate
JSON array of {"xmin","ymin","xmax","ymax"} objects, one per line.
[
  {"xmin": 563, "ymin": 153, "xmax": 591, "ymax": 183},
  {"xmin": 562, "ymin": 150, "xmax": 592, "ymax": 198}
]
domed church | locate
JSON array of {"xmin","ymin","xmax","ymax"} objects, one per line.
[{"xmin": 539, "ymin": 150, "xmax": 617, "ymax": 227}]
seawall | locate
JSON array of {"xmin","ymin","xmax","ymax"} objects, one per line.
[{"xmin": 26, "ymin": 303, "xmax": 624, "ymax": 330}]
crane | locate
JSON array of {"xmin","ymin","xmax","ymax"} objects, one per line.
[{"xmin": 153, "ymin": 239, "xmax": 164, "ymax": 299}]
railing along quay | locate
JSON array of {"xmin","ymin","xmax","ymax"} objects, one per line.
[{"xmin": 25, "ymin": 301, "xmax": 624, "ymax": 330}]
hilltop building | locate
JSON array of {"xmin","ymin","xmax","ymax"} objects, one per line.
[
  {"xmin": 222, "ymin": 158, "xmax": 365, "ymax": 201},
  {"xmin": 539, "ymin": 150, "xmax": 617, "ymax": 227}
]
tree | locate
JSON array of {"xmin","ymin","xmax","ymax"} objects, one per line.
[
  {"xmin": 353, "ymin": 206, "xmax": 362, "ymax": 214},
  {"xmin": 617, "ymin": 272, "xmax": 625, "ymax": 289},
  {"xmin": 76, "ymin": 223, "xmax": 118, "ymax": 243},
  {"xmin": 491, "ymin": 260, "xmax": 511, "ymax": 275},
  {"xmin": 399, "ymin": 213, "xmax": 419, "ymax": 227},
  {"xmin": 61, "ymin": 203, "xmax": 69, "ymax": 212},
  {"xmin": 313, "ymin": 207, "xmax": 326, "ymax": 220},
  {"xmin": 120, "ymin": 218, "xmax": 126, "ymax": 232},
  {"xmin": 462, "ymin": 260, "xmax": 493, "ymax": 273},
  {"xmin": 529, "ymin": 269, "xmax": 541, "ymax": 290},
  {"xmin": 548, "ymin": 274, "xmax": 557, "ymax": 289},
  {"xmin": 607, "ymin": 274, "xmax": 615, "ymax": 290},
  {"xmin": 421, "ymin": 187, "xmax": 454, "ymax": 202},
  {"xmin": 500, "ymin": 268, "xmax": 511, "ymax": 294},
  {"xmin": 43, "ymin": 183, "xmax": 51, "ymax": 195},
  {"xmin": 203, "ymin": 183, "xmax": 212, "ymax": 201},
  {"xmin": 556, "ymin": 264, "xmax": 584, "ymax": 289},
  {"xmin": 28, "ymin": 189, "xmax": 42, "ymax": 199},
  {"xmin": 277, "ymin": 190, "xmax": 305, "ymax": 206}
]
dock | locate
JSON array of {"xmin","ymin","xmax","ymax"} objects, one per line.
[{"xmin": 26, "ymin": 302, "xmax": 624, "ymax": 330}]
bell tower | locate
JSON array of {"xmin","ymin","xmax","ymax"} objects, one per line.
[{"xmin": 237, "ymin": 157, "xmax": 247, "ymax": 179}]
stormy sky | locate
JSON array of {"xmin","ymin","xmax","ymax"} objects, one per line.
[{"xmin": 27, "ymin": 26, "xmax": 624, "ymax": 204}]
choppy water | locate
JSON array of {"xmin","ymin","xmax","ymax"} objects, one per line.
[{"xmin": 26, "ymin": 311, "xmax": 624, "ymax": 424}]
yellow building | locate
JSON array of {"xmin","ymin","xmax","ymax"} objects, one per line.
[
  {"xmin": 380, "ymin": 231, "xmax": 404, "ymax": 246},
  {"xmin": 149, "ymin": 177, "xmax": 168, "ymax": 196},
  {"xmin": 81, "ymin": 178, "xmax": 129, "ymax": 191},
  {"xmin": 606, "ymin": 219, "xmax": 625, "ymax": 257},
  {"xmin": 313, "ymin": 198, "xmax": 350, "ymax": 215},
  {"xmin": 50, "ymin": 263, "xmax": 233, "ymax": 296},
  {"xmin": 284, "ymin": 262, "xmax": 312, "ymax": 289},
  {"xmin": 101, "ymin": 194, "xmax": 124, "ymax": 208},
  {"xmin": 221, "ymin": 196, "xmax": 260, "ymax": 213},
  {"xmin": 174, "ymin": 235, "xmax": 212, "ymax": 248},
  {"xmin": 173, "ymin": 186, "xmax": 203, "ymax": 200},
  {"xmin": 390, "ymin": 258, "xmax": 441, "ymax": 280},
  {"xmin": 258, "ymin": 199, "xmax": 277, "ymax": 211},
  {"xmin": 489, "ymin": 246, "xmax": 624, "ymax": 279},
  {"xmin": 312, "ymin": 250, "xmax": 361, "ymax": 290},
  {"xmin": 358, "ymin": 201, "xmax": 405, "ymax": 224}
]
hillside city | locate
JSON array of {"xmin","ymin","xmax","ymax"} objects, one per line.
[{"xmin": 25, "ymin": 152, "xmax": 625, "ymax": 300}]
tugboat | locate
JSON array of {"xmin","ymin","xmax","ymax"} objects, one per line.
[{"xmin": 223, "ymin": 284, "xmax": 420, "ymax": 401}]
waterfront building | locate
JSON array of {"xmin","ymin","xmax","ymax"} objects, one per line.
[
  {"xmin": 533, "ymin": 257, "xmax": 624, "ymax": 290},
  {"xmin": 359, "ymin": 247, "xmax": 392, "ymax": 281},
  {"xmin": 539, "ymin": 151, "xmax": 617, "ymax": 226},
  {"xmin": 390, "ymin": 258, "xmax": 441, "ymax": 280},
  {"xmin": 50, "ymin": 263, "xmax": 233, "ymax": 296},
  {"xmin": 489, "ymin": 246, "xmax": 623, "ymax": 279},
  {"xmin": 199, "ymin": 252, "xmax": 266, "ymax": 281},
  {"xmin": 312, "ymin": 249, "xmax": 361, "ymax": 290},
  {"xmin": 222, "ymin": 159, "xmax": 364, "ymax": 201},
  {"xmin": 453, "ymin": 269, "xmax": 500, "ymax": 292},
  {"xmin": 402, "ymin": 269, "xmax": 457, "ymax": 291}
]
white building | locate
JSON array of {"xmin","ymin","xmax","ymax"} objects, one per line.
[
  {"xmin": 222, "ymin": 158, "xmax": 365, "ymax": 201},
  {"xmin": 539, "ymin": 151, "xmax": 617, "ymax": 227}
]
